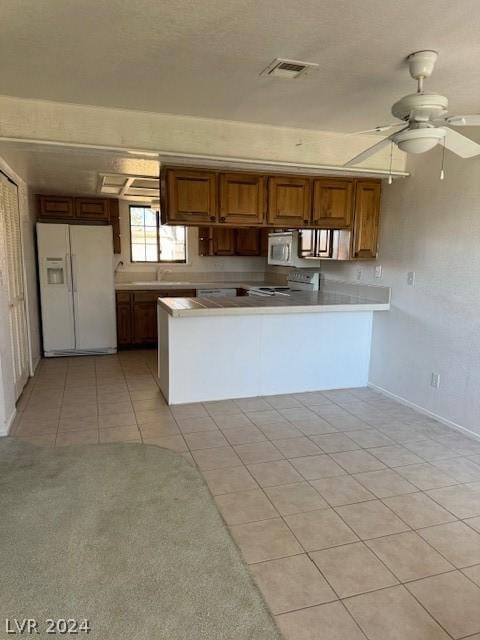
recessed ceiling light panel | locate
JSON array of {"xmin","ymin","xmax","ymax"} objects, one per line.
[{"xmin": 260, "ymin": 58, "xmax": 319, "ymax": 79}]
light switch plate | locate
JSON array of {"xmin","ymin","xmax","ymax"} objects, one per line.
[
  {"xmin": 407, "ymin": 271, "xmax": 416, "ymax": 286},
  {"xmin": 375, "ymin": 265, "xmax": 382, "ymax": 279}
]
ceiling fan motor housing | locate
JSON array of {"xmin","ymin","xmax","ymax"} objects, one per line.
[
  {"xmin": 392, "ymin": 92, "xmax": 448, "ymax": 122},
  {"xmin": 407, "ymin": 50, "xmax": 439, "ymax": 80}
]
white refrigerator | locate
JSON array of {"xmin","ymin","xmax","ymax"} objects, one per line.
[{"xmin": 37, "ymin": 223, "xmax": 116, "ymax": 357}]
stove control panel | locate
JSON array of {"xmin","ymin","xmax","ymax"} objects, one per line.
[{"xmin": 287, "ymin": 269, "xmax": 320, "ymax": 290}]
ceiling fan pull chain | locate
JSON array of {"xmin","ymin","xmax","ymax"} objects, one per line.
[
  {"xmin": 440, "ymin": 137, "xmax": 446, "ymax": 180},
  {"xmin": 388, "ymin": 142, "xmax": 394, "ymax": 184}
]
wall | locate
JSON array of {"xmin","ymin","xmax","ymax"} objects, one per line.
[
  {"xmin": 321, "ymin": 148, "xmax": 480, "ymax": 437},
  {"xmin": 0, "ymin": 157, "xmax": 40, "ymax": 434},
  {"xmin": 115, "ymin": 200, "xmax": 267, "ymax": 283}
]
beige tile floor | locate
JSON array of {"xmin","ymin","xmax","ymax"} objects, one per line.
[{"xmin": 10, "ymin": 350, "xmax": 480, "ymax": 640}]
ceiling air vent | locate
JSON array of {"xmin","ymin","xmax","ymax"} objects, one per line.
[{"xmin": 260, "ymin": 58, "xmax": 319, "ymax": 79}]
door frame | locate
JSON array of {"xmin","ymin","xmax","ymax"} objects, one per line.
[{"xmin": 0, "ymin": 169, "xmax": 33, "ymax": 397}]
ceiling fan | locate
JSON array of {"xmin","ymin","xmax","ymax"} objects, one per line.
[{"xmin": 345, "ymin": 50, "xmax": 480, "ymax": 167}]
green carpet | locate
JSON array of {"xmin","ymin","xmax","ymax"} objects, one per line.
[{"xmin": 0, "ymin": 440, "xmax": 282, "ymax": 639}]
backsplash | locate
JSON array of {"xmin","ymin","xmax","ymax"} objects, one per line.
[{"xmin": 115, "ymin": 270, "xmax": 268, "ymax": 284}]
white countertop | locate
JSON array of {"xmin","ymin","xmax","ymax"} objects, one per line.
[{"xmin": 157, "ymin": 291, "xmax": 390, "ymax": 317}]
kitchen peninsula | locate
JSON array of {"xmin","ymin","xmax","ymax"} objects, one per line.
[{"xmin": 157, "ymin": 280, "xmax": 391, "ymax": 404}]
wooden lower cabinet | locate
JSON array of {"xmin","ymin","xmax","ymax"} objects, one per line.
[
  {"xmin": 132, "ymin": 294, "xmax": 158, "ymax": 345},
  {"xmin": 116, "ymin": 289, "xmax": 195, "ymax": 347},
  {"xmin": 116, "ymin": 294, "xmax": 133, "ymax": 347}
]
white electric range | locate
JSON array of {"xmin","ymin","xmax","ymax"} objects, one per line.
[{"xmin": 248, "ymin": 270, "xmax": 320, "ymax": 297}]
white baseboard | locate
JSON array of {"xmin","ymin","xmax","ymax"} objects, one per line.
[
  {"xmin": 0, "ymin": 407, "xmax": 17, "ymax": 437},
  {"xmin": 368, "ymin": 382, "xmax": 480, "ymax": 443}
]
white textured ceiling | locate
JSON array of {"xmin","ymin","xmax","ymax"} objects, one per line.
[
  {"xmin": 0, "ymin": 142, "xmax": 159, "ymax": 196},
  {"xmin": 1, "ymin": 0, "xmax": 480, "ymax": 132}
]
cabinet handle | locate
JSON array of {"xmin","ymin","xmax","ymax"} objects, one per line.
[
  {"xmin": 210, "ymin": 216, "xmax": 216, "ymax": 221},
  {"xmin": 220, "ymin": 216, "xmax": 226, "ymax": 222},
  {"xmin": 304, "ymin": 219, "xmax": 309, "ymax": 224}
]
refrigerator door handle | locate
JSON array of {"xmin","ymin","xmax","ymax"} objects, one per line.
[
  {"xmin": 71, "ymin": 254, "xmax": 78, "ymax": 293},
  {"xmin": 65, "ymin": 254, "xmax": 72, "ymax": 292}
]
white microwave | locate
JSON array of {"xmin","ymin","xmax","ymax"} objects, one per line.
[{"xmin": 267, "ymin": 231, "xmax": 319, "ymax": 267}]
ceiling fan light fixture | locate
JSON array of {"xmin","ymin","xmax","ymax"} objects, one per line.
[{"xmin": 393, "ymin": 127, "xmax": 446, "ymax": 154}]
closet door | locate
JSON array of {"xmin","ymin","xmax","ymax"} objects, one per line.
[{"xmin": 0, "ymin": 174, "xmax": 29, "ymax": 398}]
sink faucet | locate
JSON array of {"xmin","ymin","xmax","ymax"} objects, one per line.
[{"xmin": 156, "ymin": 268, "xmax": 171, "ymax": 281}]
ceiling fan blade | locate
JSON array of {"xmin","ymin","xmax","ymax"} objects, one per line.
[
  {"xmin": 344, "ymin": 129, "xmax": 406, "ymax": 167},
  {"xmin": 446, "ymin": 115, "xmax": 480, "ymax": 127},
  {"xmin": 443, "ymin": 127, "xmax": 480, "ymax": 158},
  {"xmin": 350, "ymin": 123, "xmax": 405, "ymax": 135}
]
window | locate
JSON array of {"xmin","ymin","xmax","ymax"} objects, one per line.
[{"xmin": 129, "ymin": 206, "xmax": 186, "ymax": 263}]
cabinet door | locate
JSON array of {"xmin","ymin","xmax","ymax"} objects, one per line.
[
  {"xmin": 212, "ymin": 227, "xmax": 235, "ymax": 255},
  {"xmin": 198, "ymin": 226, "xmax": 213, "ymax": 256},
  {"xmin": 219, "ymin": 173, "xmax": 265, "ymax": 225},
  {"xmin": 260, "ymin": 228, "xmax": 271, "ymax": 257},
  {"xmin": 165, "ymin": 169, "xmax": 217, "ymax": 224},
  {"xmin": 109, "ymin": 199, "xmax": 121, "ymax": 254},
  {"xmin": 75, "ymin": 198, "xmax": 110, "ymax": 221},
  {"xmin": 312, "ymin": 179, "xmax": 353, "ymax": 228},
  {"xmin": 37, "ymin": 195, "xmax": 74, "ymax": 219},
  {"xmin": 132, "ymin": 291, "xmax": 159, "ymax": 344},
  {"xmin": 268, "ymin": 177, "xmax": 311, "ymax": 227},
  {"xmin": 352, "ymin": 181, "xmax": 381, "ymax": 260},
  {"xmin": 234, "ymin": 229, "xmax": 261, "ymax": 256},
  {"xmin": 116, "ymin": 309, "xmax": 132, "ymax": 347},
  {"xmin": 132, "ymin": 302, "xmax": 157, "ymax": 344}
]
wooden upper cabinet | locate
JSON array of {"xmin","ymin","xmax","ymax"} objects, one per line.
[
  {"xmin": 219, "ymin": 173, "xmax": 265, "ymax": 225},
  {"xmin": 165, "ymin": 169, "xmax": 217, "ymax": 224},
  {"xmin": 75, "ymin": 197, "xmax": 110, "ymax": 221},
  {"xmin": 38, "ymin": 195, "xmax": 74, "ymax": 219},
  {"xmin": 312, "ymin": 179, "xmax": 353, "ymax": 228},
  {"xmin": 234, "ymin": 228, "xmax": 261, "ymax": 256},
  {"xmin": 108, "ymin": 199, "xmax": 121, "ymax": 254},
  {"xmin": 267, "ymin": 176, "xmax": 311, "ymax": 227},
  {"xmin": 212, "ymin": 227, "xmax": 235, "ymax": 256},
  {"xmin": 352, "ymin": 180, "xmax": 381, "ymax": 260}
]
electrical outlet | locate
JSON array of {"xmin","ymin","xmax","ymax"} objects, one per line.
[
  {"xmin": 375, "ymin": 265, "xmax": 382, "ymax": 279},
  {"xmin": 356, "ymin": 269, "xmax": 363, "ymax": 281},
  {"xmin": 407, "ymin": 271, "xmax": 416, "ymax": 286},
  {"xmin": 431, "ymin": 372, "xmax": 440, "ymax": 389}
]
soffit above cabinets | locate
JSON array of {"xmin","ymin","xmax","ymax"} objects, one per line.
[{"xmin": 97, "ymin": 173, "xmax": 159, "ymax": 202}]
